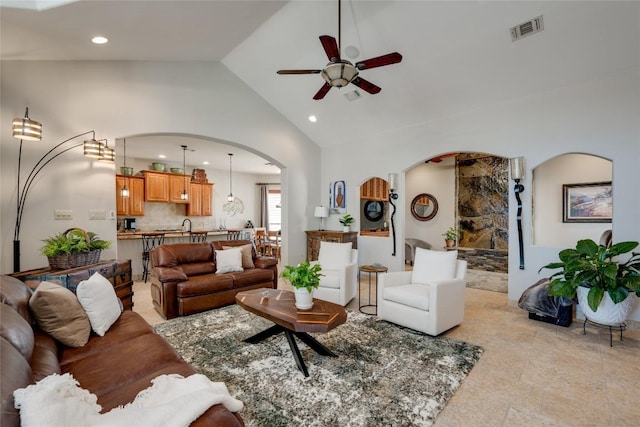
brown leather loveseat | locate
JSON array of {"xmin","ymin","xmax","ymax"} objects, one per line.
[
  {"xmin": 0, "ymin": 274, "xmax": 243, "ymax": 427},
  {"xmin": 150, "ymin": 240, "xmax": 277, "ymax": 319}
]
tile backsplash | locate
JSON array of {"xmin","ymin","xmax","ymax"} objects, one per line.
[{"xmin": 118, "ymin": 203, "xmax": 214, "ymax": 232}]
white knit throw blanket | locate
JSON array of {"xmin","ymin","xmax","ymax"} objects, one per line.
[{"xmin": 14, "ymin": 373, "xmax": 243, "ymax": 427}]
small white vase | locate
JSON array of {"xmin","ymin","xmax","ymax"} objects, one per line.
[
  {"xmin": 343, "ymin": 226, "xmax": 350, "ymax": 232},
  {"xmin": 294, "ymin": 287, "xmax": 314, "ymax": 310},
  {"xmin": 577, "ymin": 286, "xmax": 634, "ymax": 325}
]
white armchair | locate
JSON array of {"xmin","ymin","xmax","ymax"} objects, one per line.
[
  {"xmin": 310, "ymin": 241, "xmax": 358, "ymax": 306},
  {"xmin": 378, "ymin": 248, "xmax": 467, "ymax": 336}
]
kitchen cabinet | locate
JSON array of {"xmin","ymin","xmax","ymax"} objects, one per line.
[
  {"xmin": 169, "ymin": 174, "xmax": 190, "ymax": 203},
  {"xmin": 359, "ymin": 177, "xmax": 389, "ymax": 201},
  {"xmin": 143, "ymin": 171, "xmax": 169, "ymax": 202},
  {"xmin": 187, "ymin": 182, "xmax": 214, "ymax": 216},
  {"xmin": 305, "ymin": 230, "xmax": 358, "ymax": 261},
  {"xmin": 116, "ymin": 175, "xmax": 145, "ymax": 216}
]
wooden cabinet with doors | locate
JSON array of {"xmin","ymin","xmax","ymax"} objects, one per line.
[
  {"xmin": 143, "ymin": 171, "xmax": 169, "ymax": 202},
  {"xmin": 116, "ymin": 175, "xmax": 145, "ymax": 216},
  {"xmin": 359, "ymin": 177, "xmax": 389, "ymax": 201},
  {"xmin": 305, "ymin": 230, "xmax": 358, "ymax": 261},
  {"xmin": 200, "ymin": 183, "xmax": 213, "ymax": 216},
  {"xmin": 168, "ymin": 174, "xmax": 190, "ymax": 203},
  {"xmin": 187, "ymin": 182, "xmax": 214, "ymax": 216}
]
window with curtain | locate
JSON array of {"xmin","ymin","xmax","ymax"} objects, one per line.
[{"xmin": 267, "ymin": 189, "xmax": 281, "ymax": 232}]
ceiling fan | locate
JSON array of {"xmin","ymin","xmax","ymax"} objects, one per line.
[{"xmin": 277, "ymin": 0, "xmax": 403, "ymax": 100}]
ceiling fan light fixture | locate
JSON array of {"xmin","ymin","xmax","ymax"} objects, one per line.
[{"xmin": 321, "ymin": 61, "xmax": 358, "ymax": 88}]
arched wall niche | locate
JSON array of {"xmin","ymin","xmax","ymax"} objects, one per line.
[{"xmin": 532, "ymin": 153, "xmax": 612, "ymax": 247}]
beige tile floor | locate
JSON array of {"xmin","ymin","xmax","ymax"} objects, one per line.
[{"xmin": 133, "ymin": 271, "xmax": 640, "ymax": 427}]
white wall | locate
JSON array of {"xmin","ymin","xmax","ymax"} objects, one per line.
[
  {"xmin": 322, "ymin": 71, "xmax": 640, "ymax": 321},
  {"xmin": 2, "ymin": 60, "xmax": 639, "ymax": 322},
  {"xmin": 533, "ymin": 153, "xmax": 612, "ymax": 247},
  {"xmin": 1, "ymin": 61, "xmax": 318, "ymax": 272},
  {"xmin": 405, "ymin": 159, "xmax": 456, "ymax": 249}
]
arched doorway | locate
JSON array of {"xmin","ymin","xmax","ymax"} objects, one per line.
[{"xmin": 405, "ymin": 152, "xmax": 509, "ymax": 292}]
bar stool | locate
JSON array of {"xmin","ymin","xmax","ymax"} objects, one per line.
[
  {"xmin": 141, "ymin": 232, "xmax": 165, "ymax": 282},
  {"xmin": 227, "ymin": 230, "xmax": 242, "ymax": 240},
  {"xmin": 190, "ymin": 231, "xmax": 208, "ymax": 243}
]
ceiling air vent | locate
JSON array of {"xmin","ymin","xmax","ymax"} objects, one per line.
[
  {"xmin": 344, "ymin": 90, "xmax": 361, "ymax": 102},
  {"xmin": 511, "ymin": 15, "xmax": 544, "ymax": 42}
]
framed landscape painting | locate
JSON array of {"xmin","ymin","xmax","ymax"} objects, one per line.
[{"xmin": 563, "ymin": 182, "xmax": 612, "ymax": 223}]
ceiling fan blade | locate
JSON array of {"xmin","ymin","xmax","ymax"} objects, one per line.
[
  {"xmin": 313, "ymin": 83, "xmax": 332, "ymax": 100},
  {"xmin": 355, "ymin": 52, "xmax": 402, "ymax": 70},
  {"xmin": 319, "ymin": 35, "xmax": 341, "ymax": 62},
  {"xmin": 351, "ymin": 77, "xmax": 381, "ymax": 95},
  {"xmin": 277, "ymin": 69, "xmax": 322, "ymax": 75}
]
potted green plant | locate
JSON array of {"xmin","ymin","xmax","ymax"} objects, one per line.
[
  {"xmin": 281, "ymin": 260, "xmax": 323, "ymax": 310},
  {"xmin": 339, "ymin": 214, "xmax": 354, "ymax": 232},
  {"xmin": 41, "ymin": 228, "xmax": 112, "ymax": 270},
  {"xmin": 442, "ymin": 227, "xmax": 461, "ymax": 248},
  {"xmin": 540, "ymin": 239, "xmax": 640, "ymax": 325}
]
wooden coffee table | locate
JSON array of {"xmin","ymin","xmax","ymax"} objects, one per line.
[{"xmin": 235, "ymin": 288, "xmax": 347, "ymax": 377}]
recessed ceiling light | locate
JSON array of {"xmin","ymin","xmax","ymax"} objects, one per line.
[
  {"xmin": 203, "ymin": 161, "xmax": 209, "ymax": 165},
  {"xmin": 308, "ymin": 115, "xmax": 317, "ymax": 123},
  {"xmin": 91, "ymin": 36, "xmax": 108, "ymax": 45},
  {"xmin": 158, "ymin": 154, "xmax": 166, "ymax": 159}
]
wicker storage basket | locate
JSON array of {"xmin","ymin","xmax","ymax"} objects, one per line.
[{"xmin": 46, "ymin": 228, "xmax": 102, "ymax": 270}]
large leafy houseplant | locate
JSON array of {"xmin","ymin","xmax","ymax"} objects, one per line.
[
  {"xmin": 281, "ymin": 260, "xmax": 323, "ymax": 293},
  {"xmin": 540, "ymin": 239, "xmax": 640, "ymax": 312},
  {"xmin": 41, "ymin": 228, "xmax": 111, "ymax": 256}
]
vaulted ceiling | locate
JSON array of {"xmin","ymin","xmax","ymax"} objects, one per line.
[{"xmin": 2, "ymin": 0, "xmax": 638, "ymax": 155}]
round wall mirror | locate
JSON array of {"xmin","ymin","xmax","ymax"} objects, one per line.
[
  {"xmin": 410, "ymin": 193, "xmax": 438, "ymax": 221},
  {"xmin": 364, "ymin": 200, "xmax": 384, "ymax": 222}
]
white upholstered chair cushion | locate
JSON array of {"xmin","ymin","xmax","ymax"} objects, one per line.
[
  {"xmin": 411, "ymin": 248, "xmax": 458, "ymax": 284},
  {"xmin": 383, "ymin": 284, "xmax": 430, "ymax": 311},
  {"xmin": 317, "ymin": 241, "xmax": 352, "ymax": 269}
]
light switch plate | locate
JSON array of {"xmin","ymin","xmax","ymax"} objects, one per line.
[{"xmin": 54, "ymin": 209, "xmax": 73, "ymax": 220}]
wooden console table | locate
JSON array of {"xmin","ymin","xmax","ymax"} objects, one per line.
[
  {"xmin": 11, "ymin": 259, "xmax": 134, "ymax": 310},
  {"xmin": 305, "ymin": 230, "xmax": 358, "ymax": 261}
]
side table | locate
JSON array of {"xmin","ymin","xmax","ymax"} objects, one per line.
[{"xmin": 358, "ymin": 265, "xmax": 387, "ymax": 315}]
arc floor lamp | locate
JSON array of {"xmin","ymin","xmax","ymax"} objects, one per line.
[{"xmin": 11, "ymin": 108, "xmax": 109, "ymax": 272}]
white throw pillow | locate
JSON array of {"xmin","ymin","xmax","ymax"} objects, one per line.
[
  {"xmin": 76, "ymin": 272, "xmax": 122, "ymax": 337},
  {"xmin": 215, "ymin": 248, "xmax": 244, "ymax": 274},
  {"xmin": 411, "ymin": 248, "xmax": 458, "ymax": 284},
  {"xmin": 317, "ymin": 242, "xmax": 352, "ymax": 269}
]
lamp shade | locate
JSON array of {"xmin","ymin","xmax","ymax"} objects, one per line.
[
  {"xmin": 99, "ymin": 144, "xmax": 115, "ymax": 162},
  {"xmin": 314, "ymin": 206, "xmax": 329, "ymax": 218},
  {"xmin": 12, "ymin": 114, "xmax": 42, "ymax": 141},
  {"xmin": 510, "ymin": 157, "xmax": 524, "ymax": 180},
  {"xmin": 84, "ymin": 139, "xmax": 104, "ymax": 158},
  {"xmin": 388, "ymin": 173, "xmax": 398, "ymax": 192}
]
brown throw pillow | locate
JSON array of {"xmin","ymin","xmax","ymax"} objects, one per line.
[
  {"xmin": 28, "ymin": 281, "xmax": 91, "ymax": 348},
  {"xmin": 223, "ymin": 244, "xmax": 255, "ymax": 269}
]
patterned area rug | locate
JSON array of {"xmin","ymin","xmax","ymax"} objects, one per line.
[{"xmin": 155, "ymin": 305, "xmax": 483, "ymax": 426}]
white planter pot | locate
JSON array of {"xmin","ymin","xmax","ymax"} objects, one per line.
[
  {"xmin": 343, "ymin": 226, "xmax": 350, "ymax": 232},
  {"xmin": 577, "ymin": 286, "xmax": 634, "ymax": 325},
  {"xmin": 294, "ymin": 287, "xmax": 314, "ymax": 310}
]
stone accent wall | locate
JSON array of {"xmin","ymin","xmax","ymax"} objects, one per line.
[
  {"xmin": 456, "ymin": 154, "xmax": 509, "ymax": 250},
  {"xmin": 455, "ymin": 248, "xmax": 508, "ymax": 273}
]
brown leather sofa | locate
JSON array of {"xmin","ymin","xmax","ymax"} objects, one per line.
[
  {"xmin": 0, "ymin": 275, "xmax": 243, "ymax": 427},
  {"xmin": 150, "ymin": 240, "xmax": 278, "ymax": 319}
]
